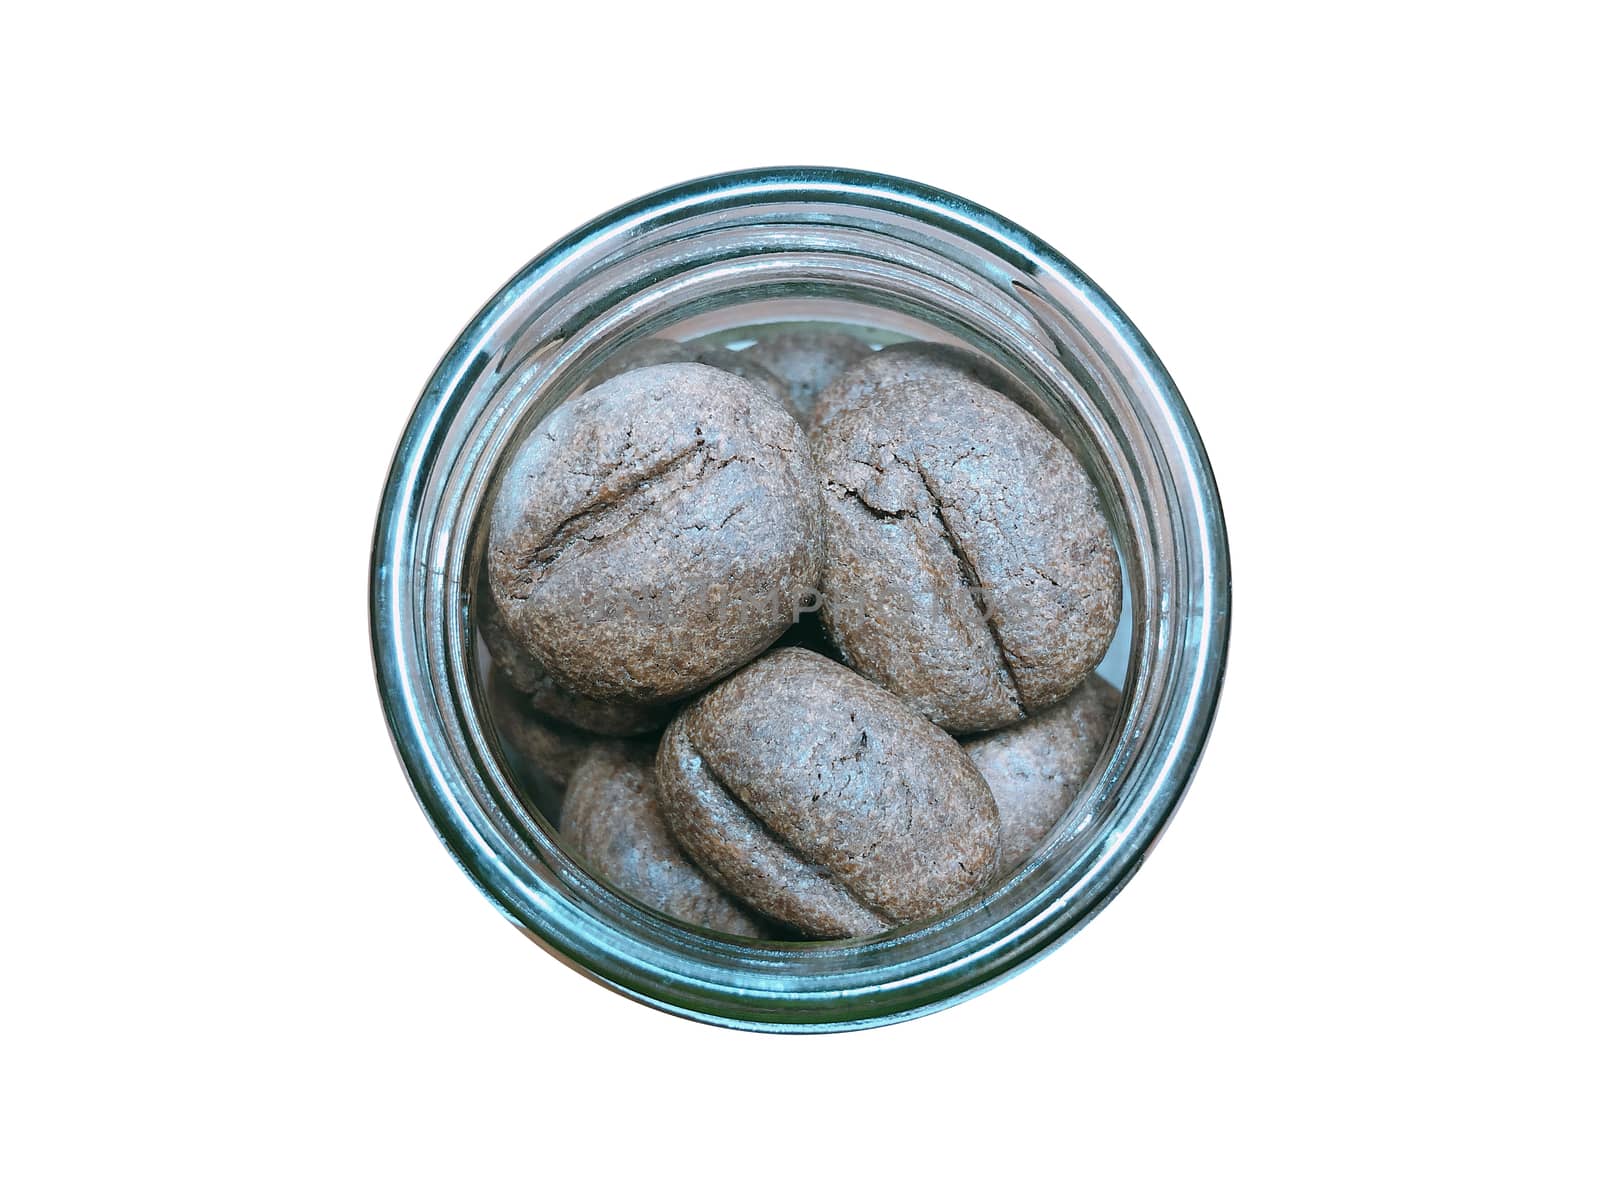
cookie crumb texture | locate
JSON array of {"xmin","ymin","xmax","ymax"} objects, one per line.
[
  {"xmin": 488, "ymin": 363, "xmax": 825, "ymax": 704},
  {"xmin": 813, "ymin": 374, "xmax": 1121, "ymax": 734},
  {"xmin": 656, "ymin": 649, "xmax": 1000, "ymax": 938},
  {"xmin": 478, "ymin": 577, "xmax": 673, "ymax": 735},
  {"xmin": 561, "ymin": 740, "xmax": 770, "ymax": 938}
]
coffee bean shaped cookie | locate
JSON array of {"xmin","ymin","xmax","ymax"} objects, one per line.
[
  {"xmin": 656, "ymin": 648, "xmax": 1000, "ymax": 938},
  {"xmin": 477, "ymin": 576, "xmax": 672, "ymax": 735},
  {"xmin": 488, "ymin": 363, "xmax": 825, "ymax": 704},
  {"xmin": 963, "ymin": 674, "xmax": 1122, "ymax": 872},
  {"xmin": 808, "ymin": 340, "xmax": 1016, "ymax": 432},
  {"xmin": 561, "ymin": 741, "xmax": 769, "ymax": 938},
  {"xmin": 811, "ymin": 375, "xmax": 1121, "ymax": 734},
  {"xmin": 737, "ymin": 330, "xmax": 870, "ymax": 426}
]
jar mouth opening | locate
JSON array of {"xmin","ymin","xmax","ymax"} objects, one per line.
[{"xmin": 371, "ymin": 168, "xmax": 1230, "ymax": 1030}]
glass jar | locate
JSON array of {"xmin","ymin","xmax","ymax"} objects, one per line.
[{"xmin": 370, "ymin": 167, "xmax": 1230, "ymax": 1031}]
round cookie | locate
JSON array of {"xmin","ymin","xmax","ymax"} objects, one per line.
[
  {"xmin": 476, "ymin": 577, "xmax": 672, "ymax": 735},
  {"xmin": 808, "ymin": 340, "xmax": 1016, "ymax": 432},
  {"xmin": 561, "ymin": 740, "xmax": 769, "ymax": 938},
  {"xmin": 962, "ymin": 675, "xmax": 1122, "ymax": 872},
  {"xmin": 737, "ymin": 330, "xmax": 870, "ymax": 425},
  {"xmin": 488, "ymin": 362, "xmax": 825, "ymax": 704},
  {"xmin": 811, "ymin": 375, "xmax": 1121, "ymax": 734},
  {"xmin": 655, "ymin": 648, "xmax": 1000, "ymax": 939}
]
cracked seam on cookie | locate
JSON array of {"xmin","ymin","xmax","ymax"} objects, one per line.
[{"xmin": 901, "ymin": 455, "xmax": 1026, "ymax": 718}]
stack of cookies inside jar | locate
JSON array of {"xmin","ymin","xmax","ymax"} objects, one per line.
[{"xmin": 479, "ymin": 326, "xmax": 1125, "ymax": 940}]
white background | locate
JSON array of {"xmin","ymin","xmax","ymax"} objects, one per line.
[{"xmin": 4, "ymin": 3, "xmax": 1595, "ymax": 1196}]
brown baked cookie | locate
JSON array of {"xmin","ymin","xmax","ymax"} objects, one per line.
[
  {"xmin": 736, "ymin": 330, "xmax": 870, "ymax": 426},
  {"xmin": 655, "ymin": 648, "xmax": 1000, "ymax": 939},
  {"xmin": 485, "ymin": 668, "xmax": 593, "ymax": 797},
  {"xmin": 808, "ymin": 340, "xmax": 1016, "ymax": 432},
  {"xmin": 488, "ymin": 363, "xmax": 825, "ymax": 704},
  {"xmin": 561, "ymin": 740, "xmax": 769, "ymax": 938},
  {"xmin": 811, "ymin": 375, "xmax": 1121, "ymax": 734},
  {"xmin": 962, "ymin": 674, "xmax": 1122, "ymax": 872}
]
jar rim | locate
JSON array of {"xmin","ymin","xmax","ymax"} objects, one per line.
[{"xmin": 371, "ymin": 167, "xmax": 1231, "ymax": 1032}]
